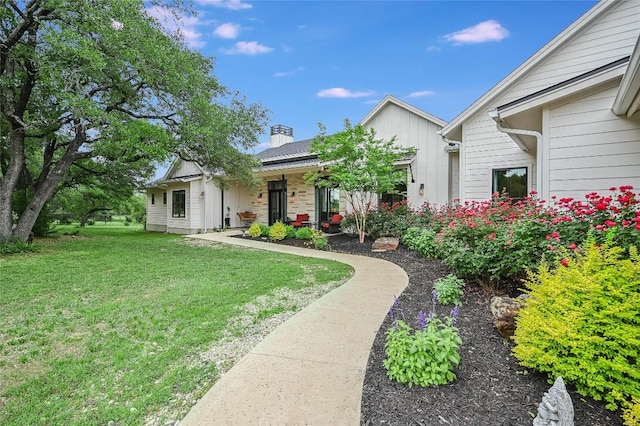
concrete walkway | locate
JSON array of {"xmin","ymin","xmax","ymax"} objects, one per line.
[{"xmin": 180, "ymin": 231, "xmax": 408, "ymax": 426}]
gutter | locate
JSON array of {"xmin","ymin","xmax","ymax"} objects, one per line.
[
  {"xmin": 488, "ymin": 110, "xmax": 543, "ymax": 199},
  {"xmin": 437, "ymin": 130, "xmax": 461, "ymax": 152}
]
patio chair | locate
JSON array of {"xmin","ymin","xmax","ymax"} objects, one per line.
[
  {"xmin": 290, "ymin": 213, "xmax": 310, "ymax": 228},
  {"xmin": 321, "ymin": 214, "xmax": 343, "ymax": 234}
]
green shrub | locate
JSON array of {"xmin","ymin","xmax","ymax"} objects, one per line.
[
  {"xmin": 295, "ymin": 227, "xmax": 314, "ymax": 241},
  {"xmin": 311, "ymin": 230, "xmax": 328, "ymax": 250},
  {"xmin": 0, "ymin": 238, "xmax": 39, "ymax": 255},
  {"xmin": 513, "ymin": 241, "xmax": 640, "ymax": 410},
  {"xmin": 247, "ymin": 222, "xmax": 262, "ymax": 238},
  {"xmin": 285, "ymin": 225, "xmax": 296, "ymax": 239},
  {"xmin": 384, "ymin": 313, "xmax": 461, "ymax": 388},
  {"xmin": 259, "ymin": 223, "xmax": 270, "ymax": 237},
  {"xmin": 623, "ymin": 398, "xmax": 640, "ymax": 426},
  {"xmin": 401, "ymin": 227, "xmax": 439, "ymax": 258},
  {"xmin": 433, "ymin": 274, "xmax": 465, "ymax": 306},
  {"xmin": 269, "ymin": 221, "xmax": 287, "ymax": 241}
]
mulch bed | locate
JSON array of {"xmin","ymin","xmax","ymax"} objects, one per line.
[{"xmin": 239, "ymin": 233, "xmax": 623, "ymax": 425}]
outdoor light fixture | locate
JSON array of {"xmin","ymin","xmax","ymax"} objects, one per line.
[
  {"xmin": 257, "ymin": 192, "xmax": 263, "ymax": 202},
  {"xmin": 419, "ymin": 183, "xmax": 425, "ymax": 196},
  {"xmin": 290, "ymin": 191, "xmax": 296, "ymax": 203}
]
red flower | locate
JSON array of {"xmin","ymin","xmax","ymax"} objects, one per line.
[
  {"xmin": 595, "ymin": 203, "xmax": 607, "ymax": 211},
  {"xmin": 604, "ymin": 220, "xmax": 617, "ymax": 227},
  {"xmin": 560, "ymin": 258, "xmax": 569, "ymax": 267},
  {"xmin": 569, "ymin": 243, "xmax": 577, "ymax": 250}
]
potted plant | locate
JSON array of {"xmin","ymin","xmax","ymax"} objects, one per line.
[{"xmin": 224, "ymin": 206, "xmax": 231, "ymax": 228}]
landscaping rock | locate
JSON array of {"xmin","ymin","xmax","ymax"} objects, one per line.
[
  {"xmin": 371, "ymin": 237, "xmax": 399, "ymax": 251},
  {"xmin": 533, "ymin": 377, "xmax": 574, "ymax": 426},
  {"xmin": 489, "ymin": 296, "xmax": 522, "ymax": 339}
]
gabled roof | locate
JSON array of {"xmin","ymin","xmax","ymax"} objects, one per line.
[
  {"xmin": 255, "ymin": 138, "xmax": 315, "ymax": 163},
  {"xmin": 612, "ymin": 35, "xmax": 640, "ymax": 118},
  {"xmin": 360, "ymin": 94, "xmax": 447, "ymax": 127},
  {"xmin": 440, "ymin": 0, "xmax": 617, "ymax": 139}
]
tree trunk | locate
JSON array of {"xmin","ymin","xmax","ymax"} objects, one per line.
[
  {"xmin": 80, "ymin": 207, "xmax": 111, "ymax": 227},
  {"xmin": 0, "ymin": 131, "xmax": 26, "ymax": 240}
]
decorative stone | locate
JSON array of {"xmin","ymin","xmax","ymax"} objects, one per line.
[
  {"xmin": 371, "ymin": 237, "xmax": 399, "ymax": 251},
  {"xmin": 489, "ymin": 296, "xmax": 522, "ymax": 339},
  {"xmin": 533, "ymin": 377, "xmax": 574, "ymax": 426}
]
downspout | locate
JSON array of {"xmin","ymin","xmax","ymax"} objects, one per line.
[
  {"xmin": 488, "ymin": 110, "xmax": 543, "ymax": 199},
  {"xmin": 437, "ymin": 130, "xmax": 462, "ymax": 202}
]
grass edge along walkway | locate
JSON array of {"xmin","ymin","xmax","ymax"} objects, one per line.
[
  {"xmin": 0, "ymin": 226, "xmax": 353, "ymax": 426},
  {"xmin": 181, "ymin": 231, "xmax": 409, "ymax": 426}
]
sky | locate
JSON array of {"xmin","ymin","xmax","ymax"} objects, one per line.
[{"xmin": 147, "ymin": 0, "xmax": 598, "ymax": 155}]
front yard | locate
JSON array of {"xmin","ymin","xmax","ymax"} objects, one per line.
[{"xmin": 0, "ymin": 225, "xmax": 352, "ymax": 425}]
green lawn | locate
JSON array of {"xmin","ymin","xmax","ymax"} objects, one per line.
[{"xmin": 0, "ymin": 225, "xmax": 353, "ymax": 425}]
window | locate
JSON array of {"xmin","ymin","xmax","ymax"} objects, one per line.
[
  {"xmin": 380, "ymin": 182, "xmax": 407, "ymax": 205},
  {"xmin": 163, "ymin": 192, "xmax": 167, "ymax": 204},
  {"xmin": 172, "ymin": 190, "xmax": 186, "ymax": 218},
  {"xmin": 151, "ymin": 193, "xmax": 155, "ymax": 205},
  {"xmin": 492, "ymin": 167, "xmax": 527, "ymax": 200}
]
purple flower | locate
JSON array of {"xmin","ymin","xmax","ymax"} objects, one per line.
[
  {"xmin": 417, "ymin": 310, "xmax": 427, "ymax": 330},
  {"xmin": 450, "ymin": 306, "xmax": 460, "ymax": 323}
]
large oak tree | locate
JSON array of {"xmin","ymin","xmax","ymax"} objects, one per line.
[{"xmin": 1, "ymin": 0, "xmax": 268, "ymax": 241}]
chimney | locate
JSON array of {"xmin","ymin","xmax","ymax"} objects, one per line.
[{"xmin": 270, "ymin": 125, "xmax": 293, "ymax": 148}]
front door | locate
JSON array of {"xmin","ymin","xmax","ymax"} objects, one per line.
[{"xmin": 268, "ymin": 179, "xmax": 287, "ymax": 225}]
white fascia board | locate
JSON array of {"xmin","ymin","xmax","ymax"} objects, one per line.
[
  {"xmin": 498, "ymin": 64, "xmax": 626, "ymax": 120},
  {"xmin": 612, "ymin": 36, "xmax": 640, "ymax": 117},
  {"xmin": 360, "ymin": 94, "xmax": 447, "ymax": 127}
]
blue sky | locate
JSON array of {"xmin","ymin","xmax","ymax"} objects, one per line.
[{"xmin": 148, "ymin": 0, "xmax": 598, "ymax": 152}]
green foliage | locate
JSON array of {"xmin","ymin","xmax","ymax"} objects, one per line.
[
  {"xmin": 433, "ymin": 274, "xmax": 465, "ymax": 306},
  {"xmin": 367, "ymin": 201, "xmax": 417, "ymax": 238},
  {"xmin": 310, "ymin": 229, "xmax": 329, "ymax": 250},
  {"xmin": 623, "ymin": 398, "xmax": 640, "ymax": 426},
  {"xmin": 295, "ymin": 227, "xmax": 314, "ymax": 241},
  {"xmin": 305, "ymin": 119, "xmax": 414, "ymax": 243},
  {"xmin": 0, "ymin": 238, "xmax": 39, "ymax": 255},
  {"xmin": 401, "ymin": 227, "xmax": 439, "ymax": 258},
  {"xmin": 285, "ymin": 225, "xmax": 297, "ymax": 239},
  {"xmin": 247, "ymin": 222, "xmax": 262, "ymax": 238},
  {"xmin": 513, "ymin": 242, "xmax": 640, "ymax": 410},
  {"xmin": 269, "ymin": 221, "xmax": 287, "ymax": 241},
  {"xmin": 384, "ymin": 317, "xmax": 462, "ymax": 388},
  {"xmin": 0, "ymin": 1, "xmax": 268, "ymax": 241},
  {"xmin": 260, "ymin": 224, "xmax": 271, "ymax": 237}
]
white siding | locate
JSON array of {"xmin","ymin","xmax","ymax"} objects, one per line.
[
  {"xmin": 459, "ymin": 1, "xmax": 640, "ymax": 201},
  {"xmin": 364, "ymin": 103, "xmax": 449, "ymax": 206},
  {"xmin": 505, "ymin": 1, "xmax": 640, "ymax": 105},
  {"xmin": 547, "ymin": 85, "xmax": 640, "ymax": 198},
  {"xmin": 166, "ymin": 184, "xmax": 192, "ymax": 233},
  {"xmin": 146, "ymin": 189, "xmax": 168, "ymax": 231},
  {"xmin": 170, "ymin": 160, "xmax": 201, "ymax": 178}
]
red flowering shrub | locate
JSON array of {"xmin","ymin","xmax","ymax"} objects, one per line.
[{"xmin": 411, "ymin": 187, "xmax": 639, "ymax": 289}]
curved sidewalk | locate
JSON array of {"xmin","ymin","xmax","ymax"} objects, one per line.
[{"xmin": 180, "ymin": 232, "xmax": 408, "ymax": 426}]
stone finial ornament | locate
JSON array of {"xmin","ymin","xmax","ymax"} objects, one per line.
[{"xmin": 533, "ymin": 377, "xmax": 574, "ymax": 426}]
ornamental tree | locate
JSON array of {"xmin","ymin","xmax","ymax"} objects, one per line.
[
  {"xmin": 0, "ymin": 0, "xmax": 268, "ymax": 241},
  {"xmin": 305, "ymin": 120, "xmax": 413, "ymax": 243}
]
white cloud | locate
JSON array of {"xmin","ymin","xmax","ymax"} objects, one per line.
[
  {"xmin": 146, "ymin": 6, "xmax": 206, "ymax": 48},
  {"xmin": 426, "ymin": 45, "xmax": 441, "ymax": 53},
  {"xmin": 214, "ymin": 22, "xmax": 241, "ymax": 39},
  {"xmin": 223, "ymin": 41, "xmax": 273, "ymax": 55},
  {"xmin": 317, "ymin": 88, "xmax": 375, "ymax": 98},
  {"xmin": 197, "ymin": 0, "xmax": 252, "ymax": 10},
  {"xmin": 273, "ymin": 66, "xmax": 304, "ymax": 78},
  {"xmin": 407, "ymin": 90, "xmax": 435, "ymax": 98},
  {"xmin": 443, "ymin": 20, "xmax": 509, "ymax": 45}
]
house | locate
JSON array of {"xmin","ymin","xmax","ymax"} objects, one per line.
[
  {"xmin": 146, "ymin": 95, "xmax": 451, "ymax": 233},
  {"xmin": 440, "ymin": 0, "xmax": 640, "ymax": 202}
]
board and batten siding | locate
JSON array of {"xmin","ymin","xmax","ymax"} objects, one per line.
[
  {"xmin": 146, "ymin": 189, "xmax": 168, "ymax": 232},
  {"xmin": 171, "ymin": 159, "xmax": 201, "ymax": 178},
  {"xmin": 547, "ymin": 84, "xmax": 640, "ymax": 198},
  {"xmin": 364, "ymin": 102, "xmax": 449, "ymax": 206},
  {"xmin": 459, "ymin": 0, "xmax": 640, "ymax": 201}
]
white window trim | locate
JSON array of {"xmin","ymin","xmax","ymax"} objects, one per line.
[{"xmin": 487, "ymin": 162, "xmax": 533, "ymax": 198}]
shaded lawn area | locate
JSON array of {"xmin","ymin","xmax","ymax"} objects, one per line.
[{"xmin": 0, "ymin": 225, "xmax": 352, "ymax": 425}]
